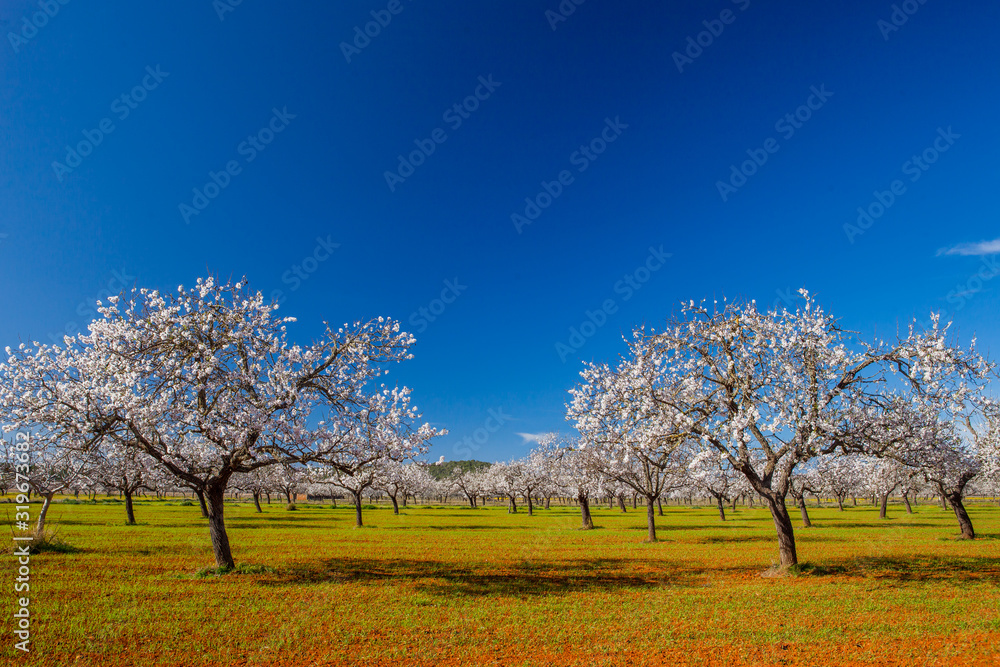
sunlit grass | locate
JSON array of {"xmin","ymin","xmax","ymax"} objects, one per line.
[{"xmin": 3, "ymin": 496, "xmax": 999, "ymax": 665}]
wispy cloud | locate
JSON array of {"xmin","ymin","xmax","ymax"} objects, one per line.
[
  {"xmin": 516, "ymin": 432, "xmax": 547, "ymax": 445},
  {"xmin": 936, "ymin": 238, "xmax": 1000, "ymax": 256}
]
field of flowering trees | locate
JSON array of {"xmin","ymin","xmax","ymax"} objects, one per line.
[{"xmin": 3, "ymin": 278, "xmax": 999, "ymax": 665}]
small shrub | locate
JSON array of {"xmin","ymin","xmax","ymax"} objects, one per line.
[
  {"xmin": 286, "ymin": 503, "xmax": 297, "ymax": 511},
  {"xmin": 10, "ymin": 529, "xmax": 80, "ymax": 555},
  {"xmin": 179, "ymin": 500, "xmax": 194, "ymax": 506}
]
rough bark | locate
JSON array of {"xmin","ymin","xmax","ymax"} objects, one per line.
[
  {"xmin": 206, "ymin": 483, "xmax": 235, "ymax": 569},
  {"xmin": 617, "ymin": 495, "xmax": 627, "ymax": 513},
  {"xmin": 196, "ymin": 488, "xmax": 209, "ymax": 518},
  {"xmin": 643, "ymin": 496, "xmax": 658, "ymax": 542},
  {"xmin": 765, "ymin": 496, "xmax": 798, "ymax": 567},
  {"xmin": 353, "ymin": 490, "xmax": 364, "ymax": 527},
  {"xmin": 879, "ymin": 493, "xmax": 890, "ymax": 519},
  {"xmin": 716, "ymin": 495, "xmax": 726, "ymax": 521},
  {"xmin": 798, "ymin": 497, "xmax": 811, "ymax": 527},
  {"xmin": 527, "ymin": 495, "xmax": 534, "ymax": 516},
  {"xmin": 253, "ymin": 492, "xmax": 263, "ymax": 513},
  {"xmin": 949, "ymin": 494, "xmax": 975, "ymax": 539},
  {"xmin": 508, "ymin": 495, "xmax": 517, "ymax": 514},
  {"xmin": 579, "ymin": 494, "xmax": 594, "ymax": 530},
  {"xmin": 902, "ymin": 493, "xmax": 913, "ymax": 514},
  {"xmin": 657, "ymin": 498, "xmax": 663, "ymax": 516},
  {"xmin": 390, "ymin": 493, "xmax": 399, "ymax": 515},
  {"xmin": 124, "ymin": 489, "xmax": 136, "ymax": 525},
  {"xmin": 36, "ymin": 492, "xmax": 55, "ymax": 534}
]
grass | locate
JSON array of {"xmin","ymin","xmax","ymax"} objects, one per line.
[{"xmin": 2, "ymin": 497, "xmax": 999, "ymax": 666}]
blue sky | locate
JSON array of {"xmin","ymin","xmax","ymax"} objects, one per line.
[{"xmin": 1, "ymin": 0, "xmax": 998, "ymax": 463}]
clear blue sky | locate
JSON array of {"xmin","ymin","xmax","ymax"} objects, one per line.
[{"xmin": 2, "ymin": 1, "xmax": 998, "ymax": 463}]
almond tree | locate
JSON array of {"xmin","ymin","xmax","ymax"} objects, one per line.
[
  {"xmin": 88, "ymin": 436, "xmax": 161, "ymax": 524},
  {"xmin": 814, "ymin": 454, "xmax": 864, "ymax": 511},
  {"xmin": 688, "ymin": 450, "xmax": 738, "ymax": 521},
  {"xmin": 485, "ymin": 462, "xmax": 523, "ymax": 513},
  {"xmin": 447, "ymin": 466, "xmax": 489, "ymax": 508},
  {"xmin": 880, "ymin": 405, "xmax": 987, "ymax": 538},
  {"xmin": 639, "ymin": 293, "xmax": 991, "ymax": 567},
  {"xmin": 13, "ymin": 434, "xmax": 91, "ymax": 533},
  {"xmin": 374, "ymin": 460, "xmax": 434, "ymax": 514},
  {"xmin": 549, "ymin": 435, "xmax": 607, "ymax": 529},
  {"xmin": 315, "ymin": 386, "xmax": 441, "ymax": 526},
  {"xmin": 568, "ymin": 355, "xmax": 689, "ymax": 543},
  {"xmin": 1, "ymin": 276, "xmax": 433, "ymax": 569}
]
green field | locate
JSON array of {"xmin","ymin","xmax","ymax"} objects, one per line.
[{"xmin": 4, "ymin": 498, "xmax": 1000, "ymax": 666}]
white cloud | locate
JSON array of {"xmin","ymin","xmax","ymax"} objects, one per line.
[
  {"xmin": 516, "ymin": 432, "xmax": 547, "ymax": 445},
  {"xmin": 936, "ymin": 238, "xmax": 1000, "ymax": 256}
]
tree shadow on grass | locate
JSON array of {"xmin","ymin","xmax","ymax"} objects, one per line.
[
  {"xmin": 796, "ymin": 555, "xmax": 1000, "ymax": 583},
  {"xmin": 820, "ymin": 521, "xmax": 938, "ymax": 529},
  {"xmin": 259, "ymin": 556, "xmax": 706, "ymax": 596},
  {"xmin": 382, "ymin": 524, "xmax": 522, "ymax": 531}
]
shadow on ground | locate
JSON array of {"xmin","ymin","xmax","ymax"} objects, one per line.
[
  {"xmin": 797, "ymin": 555, "xmax": 1000, "ymax": 583},
  {"xmin": 258, "ymin": 556, "xmax": 709, "ymax": 596}
]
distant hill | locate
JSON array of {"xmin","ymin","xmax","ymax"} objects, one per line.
[{"xmin": 426, "ymin": 459, "xmax": 491, "ymax": 481}]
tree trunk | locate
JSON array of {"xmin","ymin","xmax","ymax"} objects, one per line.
[
  {"xmin": 206, "ymin": 483, "xmax": 235, "ymax": 569},
  {"xmin": 253, "ymin": 492, "xmax": 263, "ymax": 513},
  {"xmin": 657, "ymin": 498, "xmax": 663, "ymax": 516},
  {"xmin": 731, "ymin": 496, "xmax": 737, "ymax": 512},
  {"xmin": 617, "ymin": 496, "xmax": 627, "ymax": 513},
  {"xmin": 527, "ymin": 495, "xmax": 534, "ymax": 516},
  {"xmin": 716, "ymin": 495, "xmax": 726, "ymax": 521},
  {"xmin": 949, "ymin": 494, "xmax": 975, "ymax": 539},
  {"xmin": 939, "ymin": 492, "xmax": 949, "ymax": 510},
  {"xmin": 124, "ymin": 489, "xmax": 136, "ymax": 525},
  {"xmin": 468, "ymin": 495, "xmax": 476, "ymax": 508},
  {"xmin": 579, "ymin": 494, "xmax": 594, "ymax": 530},
  {"xmin": 390, "ymin": 493, "xmax": 399, "ymax": 515},
  {"xmin": 879, "ymin": 492, "xmax": 890, "ymax": 519},
  {"xmin": 836, "ymin": 495, "xmax": 844, "ymax": 511},
  {"xmin": 644, "ymin": 496, "xmax": 657, "ymax": 543},
  {"xmin": 508, "ymin": 495, "xmax": 517, "ymax": 514},
  {"xmin": 903, "ymin": 493, "xmax": 913, "ymax": 514},
  {"xmin": 796, "ymin": 496, "xmax": 811, "ymax": 527},
  {"xmin": 36, "ymin": 492, "xmax": 55, "ymax": 534},
  {"xmin": 544, "ymin": 497, "xmax": 550, "ymax": 510},
  {"xmin": 632, "ymin": 494, "xmax": 637, "ymax": 510},
  {"xmin": 765, "ymin": 497, "xmax": 798, "ymax": 567},
  {"xmin": 196, "ymin": 488, "xmax": 209, "ymax": 518},
  {"xmin": 353, "ymin": 490, "xmax": 363, "ymax": 527}
]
